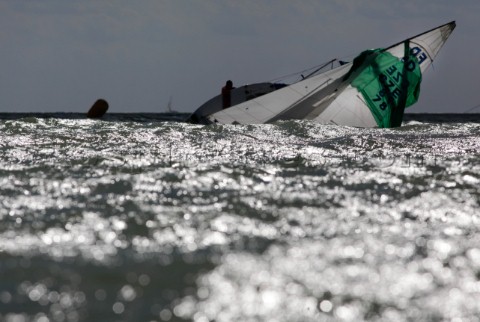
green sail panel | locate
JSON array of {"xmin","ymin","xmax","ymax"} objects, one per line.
[{"xmin": 348, "ymin": 43, "xmax": 422, "ymax": 128}]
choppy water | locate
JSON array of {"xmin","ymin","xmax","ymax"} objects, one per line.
[{"xmin": 1, "ymin": 113, "xmax": 479, "ymax": 322}]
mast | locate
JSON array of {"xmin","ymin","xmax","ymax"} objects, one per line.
[{"xmin": 166, "ymin": 96, "xmax": 173, "ymax": 113}]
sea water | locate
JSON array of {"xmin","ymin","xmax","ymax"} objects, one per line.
[{"xmin": 0, "ymin": 113, "xmax": 479, "ymax": 322}]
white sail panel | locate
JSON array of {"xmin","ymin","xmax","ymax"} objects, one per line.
[
  {"xmin": 387, "ymin": 21, "xmax": 456, "ymax": 73},
  {"xmin": 315, "ymin": 86, "xmax": 378, "ymax": 127}
]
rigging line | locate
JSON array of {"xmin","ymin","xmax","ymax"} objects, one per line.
[
  {"xmin": 337, "ymin": 51, "xmax": 359, "ymax": 62},
  {"xmin": 464, "ymin": 103, "xmax": 480, "ymax": 113},
  {"xmin": 266, "ymin": 59, "xmax": 338, "ymax": 83},
  {"xmin": 303, "ymin": 59, "xmax": 338, "ymax": 80}
]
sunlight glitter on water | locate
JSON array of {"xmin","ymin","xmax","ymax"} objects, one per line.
[{"xmin": 0, "ymin": 114, "xmax": 479, "ymax": 321}]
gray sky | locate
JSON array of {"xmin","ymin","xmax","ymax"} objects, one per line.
[{"xmin": 1, "ymin": 0, "xmax": 479, "ymax": 113}]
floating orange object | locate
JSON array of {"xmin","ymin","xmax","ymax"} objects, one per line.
[{"xmin": 87, "ymin": 99, "xmax": 109, "ymax": 118}]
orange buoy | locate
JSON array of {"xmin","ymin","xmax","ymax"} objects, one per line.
[{"xmin": 87, "ymin": 99, "xmax": 109, "ymax": 118}]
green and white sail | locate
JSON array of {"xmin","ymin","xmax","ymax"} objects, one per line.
[{"xmin": 201, "ymin": 21, "xmax": 456, "ymax": 127}]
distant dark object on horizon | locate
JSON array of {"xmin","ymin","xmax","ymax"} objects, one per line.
[{"xmin": 87, "ymin": 99, "xmax": 109, "ymax": 118}]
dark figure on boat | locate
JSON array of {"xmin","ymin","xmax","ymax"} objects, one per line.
[{"xmin": 222, "ymin": 80, "xmax": 234, "ymax": 109}]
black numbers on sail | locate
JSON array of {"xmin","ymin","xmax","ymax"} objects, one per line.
[{"xmin": 373, "ymin": 89, "xmax": 388, "ymax": 110}]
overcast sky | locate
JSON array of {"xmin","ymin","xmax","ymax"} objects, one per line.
[{"xmin": 1, "ymin": 0, "xmax": 479, "ymax": 113}]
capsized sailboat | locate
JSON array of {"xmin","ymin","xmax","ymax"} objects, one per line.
[{"xmin": 188, "ymin": 21, "xmax": 456, "ymax": 128}]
